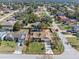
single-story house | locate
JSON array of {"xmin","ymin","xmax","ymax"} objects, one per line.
[
  {"xmin": 4, "ymin": 33, "xmax": 14, "ymax": 41},
  {"xmin": 0, "ymin": 31, "xmax": 8, "ymax": 40},
  {"xmin": 57, "ymin": 15, "xmax": 77, "ymax": 25},
  {"xmin": 0, "ymin": 31, "xmax": 14, "ymax": 40},
  {"xmin": 7, "ymin": 17, "xmax": 17, "ymax": 21},
  {"xmin": 2, "ymin": 8, "xmax": 10, "ymax": 13},
  {"xmin": 57, "ymin": 15, "xmax": 69, "ymax": 22},
  {"xmin": 73, "ymin": 24, "xmax": 79, "ymax": 32},
  {"xmin": 1, "ymin": 20, "xmax": 16, "ymax": 30},
  {"xmin": 68, "ymin": 19, "xmax": 77, "ymax": 26},
  {"xmin": 29, "ymin": 28, "xmax": 52, "ymax": 42}
]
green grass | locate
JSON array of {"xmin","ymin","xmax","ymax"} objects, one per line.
[
  {"xmin": 0, "ymin": 41, "xmax": 16, "ymax": 53},
  {"xmin": 77, "ymin": 22, "xmax": 79, "ymax": 24},
  {"xmin": 51, "ymin": 33, "xmax": 64, "ymax": 55},
  {"xmin": 53, "ymin": 40, "xmax": 64, "ymax": 55},
  {"xmin": 24, "ymin": 42, "xmax": 45, "ymax": 54},
  {"xmin": 59, "ymin": 24, "xmax": 72, "ymax": 30},
  {"xmin": 67, "ymin": 37, "xmax": 79, "ymax": 51},
  {"xmin": 67, "ymin": 37, "xmax": 77, "ymax": 44},
  {"xmin": 64, "ymin": 25, "xmax": 72, "ymax": 30}
]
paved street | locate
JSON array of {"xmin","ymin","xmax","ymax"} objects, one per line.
[
  {"xmin": 0, "ymin": 10, "xmax": 19, "ymax": 22},
  {"xmin": 0, "ymin": 54, "xmax": 43, "ymax": 59}
]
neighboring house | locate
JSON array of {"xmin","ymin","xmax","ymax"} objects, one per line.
[
  {"xmin": 0, "ymin": 31, "xmax": 14, "ymax": 40},
  {"xmin": 0, "ymin": 31, "xmax": 8, "ymax": 40},
  {"xmin": 7, "ymin": 17, "xmax": 17, "ymax": 21},
  {"xmin": 34, "ymin": 6, "xmax": 44, "ymax": 17},
  {"xmin": 4, "ymin": 33, "xmax": 14, "ymax": 41},
  {"xmin": 73, "ymin": 24, "xmax": 79, "ymax": 32},
  {"xmin": 57, "ymin": 15, "xmax": 69, "ymax": 22},
  {"xmin": 1, "ymin": 21, "xmax": 16, "ymax": 30},
  {"xmin": 47, "ymin": 6, "xmax": 56, "ymax": 12},
  {"xmin": 2, "ymin": 8, "xmax": 11, "ymax": 14},
  {"xmin": 66, "ymin": 6, "xmax": 75, "ymax": 12},
  {"xmin": 68, "ymin": 19, "xmax": 77, "ymax": 26},
  {"xmin": 57, "ymin": 15, "xmax": 77, "ymax": 26}
]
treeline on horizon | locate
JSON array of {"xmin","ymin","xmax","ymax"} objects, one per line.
[{"xmin": 0, "ymin": 0, "xmax": 79, "ymax": 4}]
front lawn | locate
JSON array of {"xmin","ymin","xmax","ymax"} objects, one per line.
[
  {"xmin": 0, "ymin": 41, "xmax": 16, "ymax": 53},
  {"xmin": 23, "ymin": 42, "xmax": 45, "ymax": 54},
  {"xmin": 66, "ymin": 37, "xmax": 79, "ymax": 51}
]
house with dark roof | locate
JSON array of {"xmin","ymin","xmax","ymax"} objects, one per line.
[
  {"xmin": 68, "ymin": 19, "xmax": 77, "ymax": 26},
  {"xmin": 73, "ymin": 24, "xmax": 79, "ymax": 32}
]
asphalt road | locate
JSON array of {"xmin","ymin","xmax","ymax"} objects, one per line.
[
  {"xmin": 0, "ymin": 54, "xmax": 44, "ymax": 59},
  {"xmin": 0, "ymin": 6, "xmax": 29, "ymax": 22},
  {"xmin": 0, "ymin": 10, "xmax": 19, "ymax": 22}
]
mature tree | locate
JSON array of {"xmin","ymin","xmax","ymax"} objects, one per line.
[
  {"xmin": 13, "ymin": 21, "xmax": 21, "ymax": 31},
  {"xmin": 74, "ymin": 5, "xmax": 79, "ymax": 20},
  {"xmin": 28, "ymin": 13, "xmax": 38, "ymax": 23},
  {"xmin": 12, "ymin": 4, "xmax": 21, "ymax": 10},
  {"xmin": 0, "ymin": 24, "xmax": 2, "ymax": 29},
  {"xmin": 38, "ymin": 16, "xmax": 53, "ymax": 28},
  {"xmin": 52, "ymin": 9, "xmax": 58, "ymax": 15},
  {"xmin": 23, "ymin": 14, "xmax": 29, "ymax": 25},
  {"xmin": 66, "ymin": 11, "xmax": 75, "ymax": 18},
  {"xmin": 27, "ymin": 7, "xmax": 33, "ymax": 14}
]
